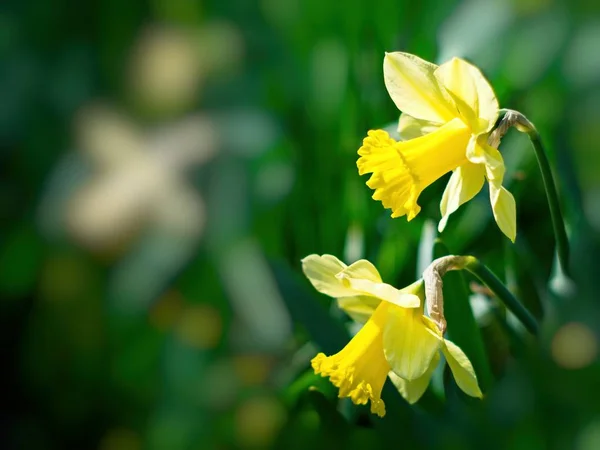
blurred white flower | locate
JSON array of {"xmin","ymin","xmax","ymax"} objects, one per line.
[
  {"xmin": 66, "ymin": 105, "xmax": 217, "ymax": 254},
  {"xmin": 128, "ymin": 23, "xmax": 243, "ymax": 115}
]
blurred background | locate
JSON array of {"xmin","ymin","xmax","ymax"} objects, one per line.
[{"xmin": 2, "ymin": 0, "xmax": 600, "ymax": 448}]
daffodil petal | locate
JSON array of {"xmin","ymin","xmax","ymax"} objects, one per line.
[
  {"xmin": 336, "ymin": 296, "xmax": 381, "ymax": 324},
  {"xmin": 382, "ymin": 306, "xmax": 442, "ymax": 380},
  {"xmin": 465, "ymin": 63, "xmax": 499, "ymax": 133},
  {"xmin": 435, "ymin": 57, "xmax": 480, "ymax": 131},
  {"xmin": 338, "ymin": 275, "xmax": 421, "ymax": 309},
  {"xmin": 397, "ymin": 113, "xmax": 442, "ymax": 140},
  {"xmin": 338, "ymin": 259, "xmax": 382, "ymax": 282},
  {"xmin": 442, "ymin": 339, "xmax": 483, "ymax": 398},
  {"xmin": 481, "ymin": 145, "xmax": 505, "ymax": 182},
  {"xmin": 466, "ymin": 136, "xmax": 505, "ymax": 182},
  {"xmin": 421, "ymin": 315, "xmax": 443, "ymax": 337},
  {"xmin": 335, "ymin": 259, "xmax": 419, "ymax": 308},
  {"xmin": 439, "ymin": 162, "xmax": 486, "ymax": 232},
  {"xmin": 436, "ymin": 57, "xmax": 498, "ymax": 133},
  {"xmin": 489, "ymin": 182, "xmax": 517, "ymax": 242},
  {"xmin": 389, "ymin": 352, "xmax": 440, "ymax": 404},
  {"xmin": 383, "ymin": 52, "xmax": 457, "ymax": 124},
  {"xmin": 301, "ymin": 254, "xmax": 354, "ymax": 297}
]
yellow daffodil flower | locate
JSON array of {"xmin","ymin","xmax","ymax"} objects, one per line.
[
  {"xmin": 357, "ymin": 52, "xmax": 516, "ymax": 242},
  {"xmin": 302, "ymin": 254, "xmax": 482, "ymax": 415}
]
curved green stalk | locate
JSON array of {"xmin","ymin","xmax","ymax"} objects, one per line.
[
  {"xmin": 495, "ymin": 109, "xmax": 570, "ymax": 277},
  {"xmin": 526, "ymin": 130, "xmax": 570, "ymax": 277},
  {"xmin": 463, "ymin": 256, "xmax": 539, "ymax": 335}
]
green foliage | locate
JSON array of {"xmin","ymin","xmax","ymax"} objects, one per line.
[{"xmin": 2, "ymin": 0, "xmax": 600, "ymax": 449}]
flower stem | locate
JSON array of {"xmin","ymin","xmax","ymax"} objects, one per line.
[
  {"xmin": 463, "ymin": 256, "xmax": 539, "ymax": 335},
  {"xmin": 494, "ymin": 109, "xmax": 570, "ymax": 277},
  {"xmin": 526, "ymin": 130, "xmax": 570, "ymax": 277}
]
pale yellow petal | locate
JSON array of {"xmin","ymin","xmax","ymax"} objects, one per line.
[
  {"xmin": 337, "ymin": 265, "xmax": 421, "ymax": 309},
  {"xmin": 336, "ymin": 296, "xmax": 381, "ymax": 324},
  {"xmin": 397, "ymin": 113, "xmax": 442, "ymax": 140},
  {"xmin": 436, "ymin": 57, "xmax": 499, "ymax": 133},
  {"xmin": 382, "ymin": 306, "xmax": 442, "ymax": 381},
  {"xmin": 301, "ymin": 254, "xmax": 353, "ymax": 297},
  {"xmin": 489, "ymin": 182, "xmax": 517, "ymax": 243},
  {"xmin": 302, "ymin": 255, "xmax": 421, "ymax": 308},
  {"xmin": 383, "ymin": 52, "xmax": 457, "ymax": 124},
  {"xmin": 465, "ymin": 62, "xmax": 499, "ymax": 132},
  {"xmin": 438, "ymin": 162, "xmax": 486, "ymax": 232},
  {"xmin": 442, "ymin": 339, "xmax": 483, "ymax": 398},
  {"xmin": 435, "ymin": 57, "xmax": 480, "ymax": 131},
  {"xmin": 389, "ymin": 352, "xmax": 440, "ymax": 404},
  {"xmin": 466, "ymin": 136, "xmax": 505, "ymax": 182},
  {"xmin": 338, "ymin": 259, "xmax": 382, "ymax": 282}
]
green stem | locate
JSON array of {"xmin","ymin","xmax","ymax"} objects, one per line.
[
  {"xmin": 495, "ymin": 109, "xmax": 570, "ymax": 277},
  {"xmin": 463, "ymin": 256, "xmax": 539, "ymax": 335},
  {"xmin": 526, "ymin": 130, "xmax": 570, "ymax": 277}
]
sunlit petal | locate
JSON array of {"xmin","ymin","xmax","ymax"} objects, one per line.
[
  {"xmin": 439, "ymin": 162, "xmax": 486, "ymax": 232},
  {"xmin": 339, "ymin": 277, "xmax": 420, "ymax": 309},
  {"xmin": 382, "ymin": 305, "xmax": 442, "ymax": 380},
  {"xmin": 301, "ymin": 254, "xmax": 354, "ymax": 297},
  {"xmin": 338, "ymin": 259, "xmax": 382, "ymax": 282},
  {"xmin": 389, "ymin": 352, "xmax": 440, "ymax": 404},
  {"xmin": 397, "ymin": 113, "xmax": 442, "ymax": 140},
  {"xmin": 384, "ymin": 52, "xmax": 456, "ymax": 123},
  {"xmin": 466, "ymin": 136, "xmax": 505, "ymax": 182},
  {"xmin": 464, "ymin": 62, "xmax": 499, "ymax": 132},
  {"xmin": 435, "ymin": 57, "xmax": 480, "ymax": 130},
  {"xmin": 336, "ymin": 296, "xmax": 381, "ymax": 324},
  {"xmin": 335, "ymin": 259, "xmax": 419, "ymax": 308},
  {"xmin": 442, "ymin": 339, "xmax": 483, "ymax": 398},
  {"xmin": 435, "ymin": 57, "xmax": 499, "ymax": 133},
  {"xmin": 489, "ymin": 182, "xmax": 517, "ymax": 242}
]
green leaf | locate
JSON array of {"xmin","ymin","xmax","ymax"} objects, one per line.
[
  {"xmin": 283, "ymin": 370, "xmax": 338, "ymax": 407},
  {"xmin": 270, "ymin": 260, "xmax": 349, "ymax": 355}
]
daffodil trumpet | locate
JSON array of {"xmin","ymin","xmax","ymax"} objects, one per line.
[
  {"xmin": 301, "ymin": 254, "xmax": 483, "ymax": 416},
  {"xmin": 357, "ymin": 52, "xmax": 517, "ymax": 242}
]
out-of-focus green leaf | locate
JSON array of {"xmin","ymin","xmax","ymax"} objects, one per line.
[
  {"xmin": 0, "ymin": 225, "xmax": 43, "ymax": 298},
  {"xmin": 283, "ymin": 370, "xmax": 337, "ymax": 407},
  {"xmin": 305, "ymin": 390, "xmax": 349, "ymax": 435},
  {"xmin": 375, "ymin": 217, "xmax": 420, "ymax": 284},
  {"xmin": 270, "ymin": 260, "xmax": 349, "ymax": 355},
  {"xmin": 274, "ymin": 390, "xmax": 347, "ymax": 450}
]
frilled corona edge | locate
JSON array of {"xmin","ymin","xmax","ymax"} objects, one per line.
[
  {"xmin": 357, "ymin": 123, "xmax": 470, "ymax": 221},
  {"xmin": 357, "ymin": 129, "xmax": 422, "ymax": 220},
  {"xmin": 310, "ymin": 310, "xmax": 391, "ymax": 417},
  {"xmin": 312, "ymin": 353, "xmax": 387, "ymax": 417}
]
